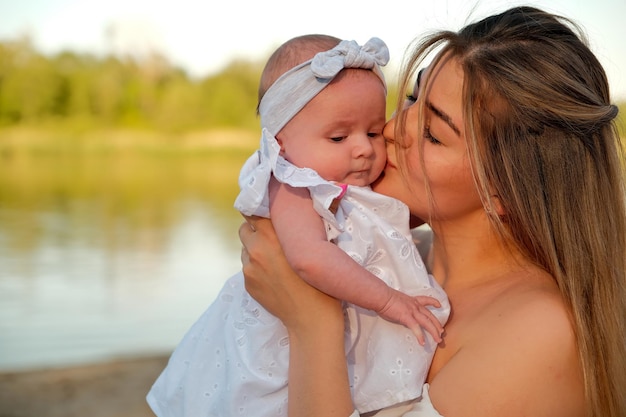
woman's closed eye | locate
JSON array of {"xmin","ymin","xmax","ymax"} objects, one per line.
[{"xmin": 424, "ymin": 126, "xmax": 441, "ymax": 145}]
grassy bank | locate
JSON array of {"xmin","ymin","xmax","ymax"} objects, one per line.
[
  {"xmin": 0, "ymin": 127, "xmax": 258, "ymax": 257},
  {"xmin": 0, "ymin": 126, "xmax": 259, "ymax": 156},
  {"xmin": 0, "ymin": 126, "xmax": 259, "ymax": 214}
]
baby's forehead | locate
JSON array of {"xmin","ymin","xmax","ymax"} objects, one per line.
[
  {"xmin": 334, "ymin": 67, "xmax": 383, "ymax": 80},
  {"xmin": 326, "ymin": 69, "xmax": 387, "ymax": 95},
  {"xmin": 260, "ymin": 48, "xmax": 332, "ymax": 100}
]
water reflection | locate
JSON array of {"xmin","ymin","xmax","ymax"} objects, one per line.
[{"xmin": 0, "ymin": 151, "xmax": 248, "ymax": 371}]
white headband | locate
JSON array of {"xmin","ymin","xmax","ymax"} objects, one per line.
[{"xmin": 259, "ymin": 37, "xmax": 390, "ymax": 136}]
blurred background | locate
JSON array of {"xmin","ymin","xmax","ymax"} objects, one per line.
[{"xmin": 0, "ymin": 0, "xmax": 624, "ymax": 416}]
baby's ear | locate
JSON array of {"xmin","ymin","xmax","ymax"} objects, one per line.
[{"xmin": 275, "ymin": 135, "xmax": 286, "ymax": 154}]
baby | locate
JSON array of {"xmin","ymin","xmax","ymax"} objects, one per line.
[{"xmin": 147, "ymin": 35, "xmax": 450, "ymax": 417}]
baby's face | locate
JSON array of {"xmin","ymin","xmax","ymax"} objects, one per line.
[{"xmin": 276, "ymin": 69, "xmax": 387, "ymax": 187}]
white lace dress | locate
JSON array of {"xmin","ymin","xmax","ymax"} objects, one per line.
[
  {"xmin": 355, "ymin": 384, "xmax": 443, "ymax": 416},
  {"xmin": 146, "ymin": 131, "xmax": 450, "ymax": 417}
]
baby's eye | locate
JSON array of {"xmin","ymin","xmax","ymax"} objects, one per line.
[
  {"xmin": 330, "ymin": 136, "xmax": 346, "ymax": 143},
  {"xmin": 367, "ymin": 131, "xmax": 383, "ymax": 138}
]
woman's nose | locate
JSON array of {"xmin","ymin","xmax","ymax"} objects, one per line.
[{"xmin": 383, "ymin": 116, "xmax": 396, "ymax": 145}]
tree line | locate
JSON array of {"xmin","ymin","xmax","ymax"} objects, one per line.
[
  {"xmin": 0, "ymin": 36, "xmax": 623, "ymax": 136},
  {"xmin": 0, "ymin": 36, "xmax": 263, "ymax": 132}
]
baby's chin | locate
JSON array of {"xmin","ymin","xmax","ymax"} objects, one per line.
[
  {"xmin": 372, "ymin": 169, "xmax": 385, "ymax": 184},
  {"xmin": 339, "ymin": 172, "xmax": 382, "ymax": 188},
  {"xmin": 370, "ymin": 170, "xmax": 386, "ymax": 191},
  {"xmin": 342, "ymin": 180, "xmax": 373, "ymax": 188},
  {"xmin": 353, "ymin": 178, "xmax": 381, "ymax": 188}
]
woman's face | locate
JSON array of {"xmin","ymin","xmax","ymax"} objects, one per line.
[{"xmin": 373, "ymin": 55, "xmax": 483, "ymax": 224}]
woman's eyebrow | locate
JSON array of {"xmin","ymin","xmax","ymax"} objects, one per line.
[{"xmin": 426, "ymin": 100, "xmax": 461, "ymax": 136}]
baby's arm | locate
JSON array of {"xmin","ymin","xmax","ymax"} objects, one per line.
[{"xmin": 268, "ymin": 178, "xmax": 443, "ymax": 344}]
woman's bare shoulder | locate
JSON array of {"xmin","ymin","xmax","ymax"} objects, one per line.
[
  {"xmin": 495, "ymin": 269, "xmax": 573, "ymax": 334},
  {"xmin": 429, "ymin": 272, "xmax": 585, "ymax": 417}
]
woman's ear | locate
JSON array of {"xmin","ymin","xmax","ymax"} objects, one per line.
[{"xmin": 490, "ymin": 194, "xmax": 506, "ymax": 217}]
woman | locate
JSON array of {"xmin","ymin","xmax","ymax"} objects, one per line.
[{"xmin": 239, "ymin": 6, "xmax": 626, "ymax": 417}]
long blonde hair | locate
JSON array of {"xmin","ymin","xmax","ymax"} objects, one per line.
[{"xmin": 396, "ymin": 6, "xmax": 626, "ymax": 416}]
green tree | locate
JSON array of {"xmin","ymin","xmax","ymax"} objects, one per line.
[
  {"xmin": 0, "ymin": 36, "xmax": 63, "ymax": 123},
  {"xmin": 197, "ymin": 60, "xmax": 262, "ymax": 130},
  {"xmin": 0, "ymin": 37, "xmax": 620, "ymax": 140}
]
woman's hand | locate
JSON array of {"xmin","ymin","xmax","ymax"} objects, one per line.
[
  {"xmin": 239, "ymin": 215, "xmax": 344, "ymax": 330},
  {"xmin": 239, "ymin": 215, "xmax": 355, "ymax": 416}
]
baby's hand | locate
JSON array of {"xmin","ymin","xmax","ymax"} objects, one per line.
[{"xmin": 377, "ymin": 288, "xmax": 444, "ymax": 345}]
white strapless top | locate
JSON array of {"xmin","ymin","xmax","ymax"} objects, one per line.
[{"xmin": 351, "ymin": 384, "xmax": 443, "ymax": 417}]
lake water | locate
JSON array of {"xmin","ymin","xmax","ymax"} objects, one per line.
[{"xmin": 0, "ymin": 151, "xmax": 248, "ymax": 371}]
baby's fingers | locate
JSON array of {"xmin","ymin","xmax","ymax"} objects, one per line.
[
  {"xmin": 412, "ymin": 304, "xmax": 444, "ymax": 343},
  {"xmin": 414, "ymin": 296, "xmax": 444, "ymax": 332},
  {"xmin": 408, "ymin": 324, "xmax": 426, "ymax": 346},
  {"xmin": 414, "ymin": 295, "xmax": 442, "ymax": 309}
]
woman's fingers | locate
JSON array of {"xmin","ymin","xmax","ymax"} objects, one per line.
[{"xmin": 239, "ymin": 215, "xmax": 258, "ymax": 239}]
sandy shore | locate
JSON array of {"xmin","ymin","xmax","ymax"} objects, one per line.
[{"xmin": 0, "ymin": 355, "xmax": 169, "ymax": 417}]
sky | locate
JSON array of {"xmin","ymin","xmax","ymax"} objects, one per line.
[{"xmin": 1, "ymin": 0, "xmax": 624, "ymax": 99}]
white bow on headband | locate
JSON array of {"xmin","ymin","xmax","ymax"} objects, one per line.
[
  {"xmin": 310, "ymin": 38, "xmax": 389, "ymax": 78},
  {"xmin": 259, "ymin": 37, "xmax": 389, "ymax": 136}
]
